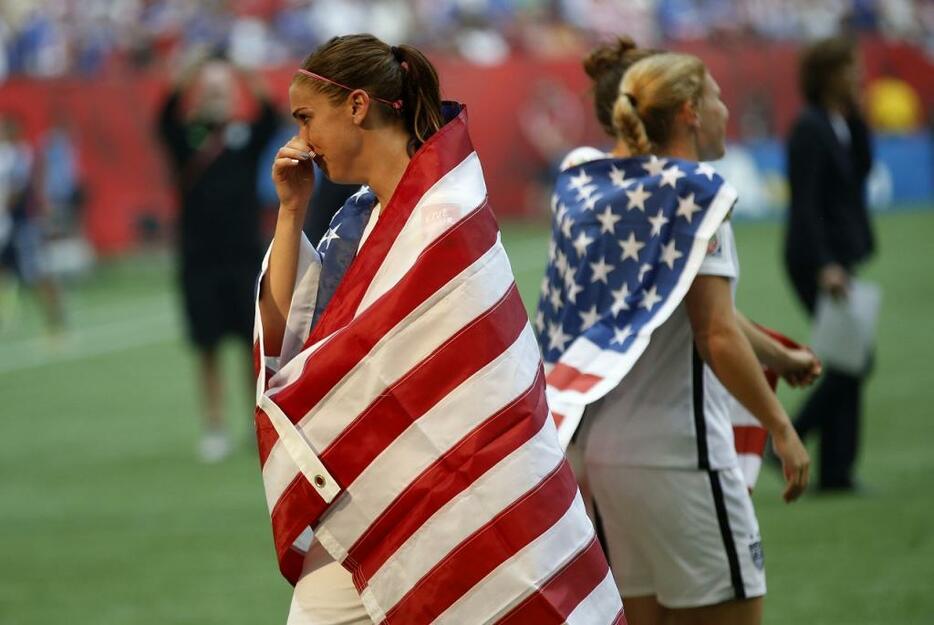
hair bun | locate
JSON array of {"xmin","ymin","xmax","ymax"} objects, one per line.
[{"xmin": 583, "ymin": 36, "xmax": 639, "ymax": 80}]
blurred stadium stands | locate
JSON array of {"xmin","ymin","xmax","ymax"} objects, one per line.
[{"xmin": 1, "ymin": 0, "xmax": 932, "ymax": 78}]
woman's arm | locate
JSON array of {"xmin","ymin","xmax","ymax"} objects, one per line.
[
  {"xmin": 259, "ymin": 136, "xmax": 316, "ymax": 355},
  {"xmin": 686, "ymin": 275, "xmax": 810, "ymax": 502},
  {"xmin": 735, "ymin": 311, "xmax": 821, "ymax": 387}
]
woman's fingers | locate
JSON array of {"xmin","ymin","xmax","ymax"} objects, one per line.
[
  {"xmin": 273, "ymin": 156, "xmax": 305, "ymax": 168},
  {"xmin": 276, "ymin": 146, "xmax": 314, "ymax": 161},
  {"xmin": 272, "ymin": 156, "xmax": 312, "ymax": 177},
  {"xmin": 782, "ymin": 460, "xmax": 810, "ymax": 502}
]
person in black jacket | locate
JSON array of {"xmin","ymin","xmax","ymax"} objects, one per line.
[
  {"xmin": 784, "ymin": 37, "xmax": 875, "ymax": 492},
  {"xmin": 158, "ymin": 54, "xmax": 279, "ymax": 462}
]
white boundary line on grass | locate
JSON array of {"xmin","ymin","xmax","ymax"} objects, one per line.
[
  {"xmin": 0, "ymin": 311, "xmax": 178, "ymax": 374},
  {"xmin": 0, "ymin": 232, "xmax": 552, "ymax": 376}
]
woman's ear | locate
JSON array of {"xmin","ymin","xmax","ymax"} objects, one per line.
[
  {"xmin": 349, "ymin": 90, "xmax": 371, "ymax": 126},
  {"xmin": 681, "ymin": 99, "xmax": 701, "ymax": 130}
]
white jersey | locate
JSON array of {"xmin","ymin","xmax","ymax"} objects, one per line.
[{"xmin": 584, "ymin": 221, "xmax": 741, "ymax": 470}]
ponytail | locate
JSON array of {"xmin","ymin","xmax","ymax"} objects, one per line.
[
  {"xmin": 392, "ymin": 44, "xmax": 444, "ymax": 146},
  {"xmin": 612, "ymin": 93, "xmax": 652, "ymax": 155},
  {"xmin": 612, "ymin": 53, "xmax": 707, "ymax": 154}
]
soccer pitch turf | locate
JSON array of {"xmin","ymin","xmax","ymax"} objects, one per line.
[{"xmin": 1, "ymin": 210, "xmax": 932, "ymax": 624}]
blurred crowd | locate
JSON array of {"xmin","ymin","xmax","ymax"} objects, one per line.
[{"xmin": 1, "ymin": 0, "xmax": 933, "ymax": 80}]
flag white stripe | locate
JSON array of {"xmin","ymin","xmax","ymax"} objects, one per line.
[
  {"xmin": 314, "ymin": 324, "xmax": 543, "ymax": 557},
  {"xmin": 279, "ymin": 234, "xmax": 323, "ymax": 366},
  {"xmin": 261, "ymin": 242, "xmax": 511, "ymax": 512},
  {"xmin": 435, "ymin": 491, "xmax": 596, "ymax": 625},
  {"xmin": 737, "ymin": 455, "xmax": 763, "ymax": 490},
  {"xmin": 565, "ymin": 570, "xmax": 623, "ymax": 625},
  {"xmin": 357, "ymin": 152, "xmax": 487, "ymax": 315},
  {"xmin": 362, "ymin": 416, "xmax": 566, "ymax": 613},
  {"xmin": 259, "ymin": 395, "xmax": 341, "ymax": 504}
]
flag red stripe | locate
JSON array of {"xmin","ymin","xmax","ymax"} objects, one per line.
[
  {"xmin": 279, "ymin": 547, "xmax": 304, "ymax": 587},
  {"xmin": 321, "ymin": 285, "xmax": 527, "ymax": 480},
  {"xmin": 305, "ymin": 109, "xmax": 474, "ymax": 345},
  {"xmin": 348, "ymin": 368, "xmax": 550, "ymax": 585},
  {"xmin": 266, "ymin": 283, "xmax": 527, "ymax": 557},
  {"xmin": 498, "ymin": 537, "xmax": 609, "ymax": 625},
  {"xmin": 733, "ymin": 425, "xmax": 768, "ymax": 456},
  {"xmin": 547, "ymin": 362, "xmax": 603, "ymax": 393},
  {"xmin": 270, "ymin": 477, "xmax": 328, "ymax": 582},
  {"xmin": 384, "ymin": 460, "xmax": 580, "ymax": 625},
  {"xmin": 257, "ymin": 203, "xmax": 497, "ymax": 465},
  {"xmin": 254, "ymin": 409, "xmax": 274, "ymax": 458},
  {"xmin": 613, "ymin": 608, "xmax": 629, "ymax": 625}
]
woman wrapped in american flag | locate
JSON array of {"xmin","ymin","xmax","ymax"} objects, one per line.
[
  {"xmin": 536, "ymin": 43, "xmax": 819, "ymax": 625},
  {"xmin": 254, "ymin": 34, "xmax": 625, "ymax": 625}
]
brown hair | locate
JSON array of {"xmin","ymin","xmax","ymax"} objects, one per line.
[
  {"xmin": 799, "ymin": 37, "xmax": 856, "ymax": 106},
  {"xmin": 294, "ymin": 34, "xmax": 444, "ymax": 146},
  {"xmin": 583, "ymin": 36, "xmax": 660, "ymax": 137},
  {"xmin": 612, "ymin": 53, "xmax": 707, "ymax": 156}
]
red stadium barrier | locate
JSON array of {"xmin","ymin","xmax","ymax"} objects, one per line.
[{"xmin": 0, "ymin": 38, "xmax": 929, "ymax": 254}]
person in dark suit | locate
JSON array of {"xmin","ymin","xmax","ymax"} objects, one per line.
[{"xmin": 784, "ymin": 37, "xmax": 876, "ymax": 492}]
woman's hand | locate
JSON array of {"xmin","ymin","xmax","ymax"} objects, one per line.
[
  {"xmin": 272, "ymin": 136, "xmax": 316, "ymax": 213},
  {"xmin": 775, "ymin": 347, "xmax": 822, "ymax": 388},
  {"xmin": 771, "ymin": 423, "xmax": 810, "ymax": 502}
]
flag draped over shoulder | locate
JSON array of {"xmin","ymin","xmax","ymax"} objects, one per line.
[
  {"xmin": 252, "ymin": 105, "xmax": 624, "ymax": 625},
  {"xmin": 535, "ymin": 155, "xmax": 737, "ymax": 447}
]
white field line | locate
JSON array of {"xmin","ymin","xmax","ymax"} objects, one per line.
[
  {"xmin": 0, "ymin": 232, "xmax": 550, "ymax": 375},
  {"xmin": 0, "ymin": 310, "xmax": 178, "ymax": 374}
]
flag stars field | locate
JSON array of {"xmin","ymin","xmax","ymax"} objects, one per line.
[
  {"xmin": 596, "ymin": 206, "xmax": 622, "ymax": 234},
  {"xmin": 695, "ymin": 162, "xmax": 717, "ymax": 180},
  {"xmin": 572, "ymin": 231, "xmax": 595, "ymax": 257},
  {"xmin": 590, "ymin": 258, "xmax": 615, "ymax": 284},
  {"xmin": 660, "ymin": 240, "xmax": 684, "ymax": 270},
  {"xmin": 648, "ymin": 210, "xmax": 669, "ymax": 237},
  {"xmin": 579, "ymin": 305, "xmax": 602, "ymax": 331},
  {"xmin": 619, "ymin": 232, "xmax": 645, "ymax": 262},
  {"xmin": 660, "ymin": 165, "xmax": 686, "ymax": 189},
  {"xmin": 639, "ymin": 285, "xmax": 663, "ymax": 311},
  {"xmin": 626, "ymin": 184, "xmax": 652, "ymax": 211},
  {"xmin": 642, "ymin": 155, "xmax": 668, "ymax": 176},
  {"xmin": 610, "ymin": 283, "xmax": 631, "ymax": 315},
  {"xmin": 608, "ymin": 164, "xmax": 635, "ymax": 188},
  {"xmin": 676, "ymin": 193, "xmax": 702, "ymax": 223}
]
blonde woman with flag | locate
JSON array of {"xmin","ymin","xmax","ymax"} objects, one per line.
[
  {"xmin": 560, "ymin": 38, "xmax": 823, "ymax": 494},
  {"xmin": 536, "ymin": 51, "xmax": 813, "ymax": 625},
  {"xmin": 254, "ymin": 34, "xmax": 623, "ymax": 625}
]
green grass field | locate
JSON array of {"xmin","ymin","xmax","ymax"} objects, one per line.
[{"xmin": 1, "ymin": 210, "xmax": 932, "ymax": 625}]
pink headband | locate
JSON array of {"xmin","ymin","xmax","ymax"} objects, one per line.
[{"xmin": 296, "ymin": 69, "xmax": 403, "ymax": 111}]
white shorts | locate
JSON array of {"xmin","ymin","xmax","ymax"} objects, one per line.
[
  {"xmin": 586, "ymin": 463, "xmax": 766, "ymax": 609},
  {"xmin": 287, "ymin": 543, "xmax": 372, "ymax": 625}
]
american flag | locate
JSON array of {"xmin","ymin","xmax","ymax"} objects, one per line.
[
  {"xmin": 252, "ymin": 106, "xmax": 624, "ymax": 624},
  {"xmin": 730, "ymin": 325, "xmax": 807, "ymax": 489},
  {"xmin": 534, "ymin": 155, "xmax": 738, "ymax": 447}
]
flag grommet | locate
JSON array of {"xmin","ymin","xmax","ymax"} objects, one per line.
[{"xmin": 313, "ymin": 474, "xmax": 326, "ymax": 488}]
